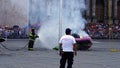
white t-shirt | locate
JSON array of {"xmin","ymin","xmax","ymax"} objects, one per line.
[{"xmin": 59, "ymin": 35, "xmax": 76, "ymax": 52}]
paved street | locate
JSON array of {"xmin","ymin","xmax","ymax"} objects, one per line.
[{"xmin": 0, "ymin": 39, "xmax": 120, "ymax": 68}]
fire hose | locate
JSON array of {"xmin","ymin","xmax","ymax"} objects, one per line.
[
  {"xmin": 0, "ymin": 38, "xmax": 28, "ymax": 51},
  {"xmin": 0, "ymin": 43, "xmax": 28, "ymax": 51}
]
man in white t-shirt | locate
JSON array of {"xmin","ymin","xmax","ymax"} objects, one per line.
[{"xmin": 59, "ymin": 28, "xmax": 77, "ymax": 68}]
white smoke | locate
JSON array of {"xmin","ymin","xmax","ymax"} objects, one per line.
[
  {"xmin": 0, "ymin": 0, "xmax": 28, "ymax": 27},
  {"xmin": 32, "ymin": 0, "xmax": 88, "ymax": 49}
]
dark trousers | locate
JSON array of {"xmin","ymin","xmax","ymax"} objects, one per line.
[
  {"xmin": 60, "ymin": 52, "xmax": 74, "ymax": 68},
  {"xmin": 28, "ymin": 40, "xmax": 34, "ymax": 48}
]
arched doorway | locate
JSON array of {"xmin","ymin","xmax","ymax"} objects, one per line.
[
  {"xmin": 95, "ymin": 0, "xmax": 104, "ymax": 23},
  {"xmin": 117, "ymin": 0, "xmax": 120, "ymax": 20}
]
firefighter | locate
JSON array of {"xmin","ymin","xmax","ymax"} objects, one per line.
[{"xmin": 28, "ymin": 28, "xmax": 39, "ymax": 51}]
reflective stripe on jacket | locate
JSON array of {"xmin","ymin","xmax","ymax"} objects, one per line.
[{"xmin": 29, "ymin": 32, "xmax": 38, "ymax": 41}]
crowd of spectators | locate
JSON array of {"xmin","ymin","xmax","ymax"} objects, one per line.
[
  {"xmin": 0, "ymin": 26, "xmax": 29, "ymax": 39},
  {"xmin": 0, "ymin": 22, "xmax": 120, "ymax": 39},
  {"xmin": 85, "ymin": 22, "xmax": 120, "ymax": 39}
]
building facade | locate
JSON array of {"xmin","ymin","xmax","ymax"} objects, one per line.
[
  {"xmin": 0, "ymin": 0, "xmax": 120, "ymax": 26},
  {"xmin": 0, "ymin": 0, "xmax": 29, "ymax": 27},
  {"xmin": 84, "ymin": 0, "xmax": 120, "ymax": 39},
  {"xmin": 85, "ymin": 0, "xmax": 120, "ymax": 24}
]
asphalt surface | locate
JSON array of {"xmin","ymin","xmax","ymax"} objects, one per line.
[{"xmin": 0, "ymin": 39, "xmax": 120, "ymax": 68}]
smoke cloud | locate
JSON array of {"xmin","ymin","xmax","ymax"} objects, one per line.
[{"xmin": 30, "ymin": 0, "xmax": 88, "ymax": 49}]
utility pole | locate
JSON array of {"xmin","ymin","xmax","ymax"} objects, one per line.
[{"xmin": 59, "ymin": 0, "xmax": 62, "ymax": 40}]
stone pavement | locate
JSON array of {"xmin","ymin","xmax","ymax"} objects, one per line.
[{"xmin": 0, "ymin": 39, "xmax": 120, "ymax": 68}]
